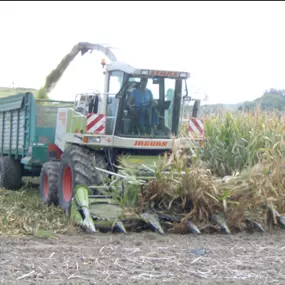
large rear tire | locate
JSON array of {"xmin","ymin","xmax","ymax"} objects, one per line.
[
  {"xmin": 39, "ymin": 161, "xmax": 60, "ymax": 205},
  {"xmin": 57, "ymin": 145, "xmax": 108, "ymax": 212},
  {"xmin": 0, "ymin": 156, "xmax": 22, "ymax": 190}
]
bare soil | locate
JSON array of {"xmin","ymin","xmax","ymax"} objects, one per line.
[{"xmin": 0, "ymin": 230, "xmax": 285, "ymax": 285}]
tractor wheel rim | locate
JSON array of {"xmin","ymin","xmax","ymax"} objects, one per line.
[
  {"xmin": 43, "ymin": 174, "xmax": 49, "ymax": 197},
  {"xmin": 63, "ymin": 166, "xmax": 72, "ymax": 202}
]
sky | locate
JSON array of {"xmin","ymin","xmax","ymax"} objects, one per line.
[{"xmin": 0, "ymin": 1, "xmax": 285, "ymax": 105}]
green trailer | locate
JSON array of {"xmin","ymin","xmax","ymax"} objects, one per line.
[{"xmin": 0, "ymin": 92, "xmax": 73, "ymax": 190}]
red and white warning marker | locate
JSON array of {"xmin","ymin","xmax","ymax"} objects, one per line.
[
  {"xmin": 86, "ymin": 113, "xmax": 106, "ymax": 134},
  {"xmin": 188, "ymin": 118, "xmax": 204, "ymax": 137}
]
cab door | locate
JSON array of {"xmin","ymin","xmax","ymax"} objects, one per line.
[{"xmin": 105, "ymin": 70, "xmax": 125, "ymax": 135}]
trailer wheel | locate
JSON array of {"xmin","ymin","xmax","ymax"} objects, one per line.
[
  {"xmin": 40, "ymin": 161, "xmax": 60, "ymax": 205},
  {"xmin": 0, "ymin": 156, "xmax": 22, "ymax": 190},
  {"xmin": 57, "ymin": 145, "xmax": 108, "ymax": 212}
]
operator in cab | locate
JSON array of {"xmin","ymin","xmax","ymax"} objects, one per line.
[{"xmin": 129, "ymin": 78, "xmax": 159, "ymax": 134}]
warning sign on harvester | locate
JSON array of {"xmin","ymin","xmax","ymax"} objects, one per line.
[
  {"xmin": 86, "ymin": 113, "xmax": 106, "ymax": 134},
  {"xmin": 188, "ymin": 117, "xmax": 204, "ymax": 137}
]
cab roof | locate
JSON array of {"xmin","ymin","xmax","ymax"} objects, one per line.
[{"xmin": 106, "ymin": 61, "xmax": 190, "ymax": 79}]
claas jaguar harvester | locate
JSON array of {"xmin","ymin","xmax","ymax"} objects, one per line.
[{"xmin": 0, "ymin": 42, "xmax": 204, "ymax": 233}]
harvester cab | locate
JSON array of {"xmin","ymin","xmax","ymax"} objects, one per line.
[
  {"xmin": 104, "ymin": 64, "xmax": 189, "ymax": 139},
  {"xmin": 70, "ymin": 62, "xmax": 204, "ymax": 145}
]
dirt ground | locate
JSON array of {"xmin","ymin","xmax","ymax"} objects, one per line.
[{"xmin": 1, "ymin": 230, "xmax": 285, "ymax": 285}]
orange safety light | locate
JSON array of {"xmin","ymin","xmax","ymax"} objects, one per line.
[{"xmin": 101, "ymin": 58, "xmax": 106, "ymax": 68}]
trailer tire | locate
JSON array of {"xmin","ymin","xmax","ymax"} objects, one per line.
[
  {"xmin": 0, "ymin": 156, "xmax": 22, "ymax": 190},
  {"xmin": 40, "ymin": 161, "xmax": 60, "ymax": 206},
  {"xmin": 57, "ymin": 145, "xmax": 108, "ymax": 212}
]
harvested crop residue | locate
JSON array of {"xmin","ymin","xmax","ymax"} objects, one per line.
[{"xmin": 0, "ymin": 231, "xmax": 285, "ymax": 284}]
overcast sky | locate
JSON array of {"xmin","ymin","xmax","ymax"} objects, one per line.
[{"xmin": 0, "ymin": 1, "xmax": 284, "ymax": 104}]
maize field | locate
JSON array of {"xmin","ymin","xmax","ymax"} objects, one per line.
[{"xmin": 1, "ymin": 108, "xmax": 285, "ymax": 284}]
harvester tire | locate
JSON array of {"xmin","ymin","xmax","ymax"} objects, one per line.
[
  {"xmin": 0, "ymin": 156, "xmax": 22, "ymax": 190},
  {"xmin": 40, "ymin": 161, "xmax": 60, "ymax": 205},
  {"xmin": 57, "ymin": 145, "xmax": 108, "ymax": 212}
]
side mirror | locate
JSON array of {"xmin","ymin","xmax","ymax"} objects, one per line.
[{"xmin": 192, "ymin": 99, "xmax": 200, "ymax": 118}]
